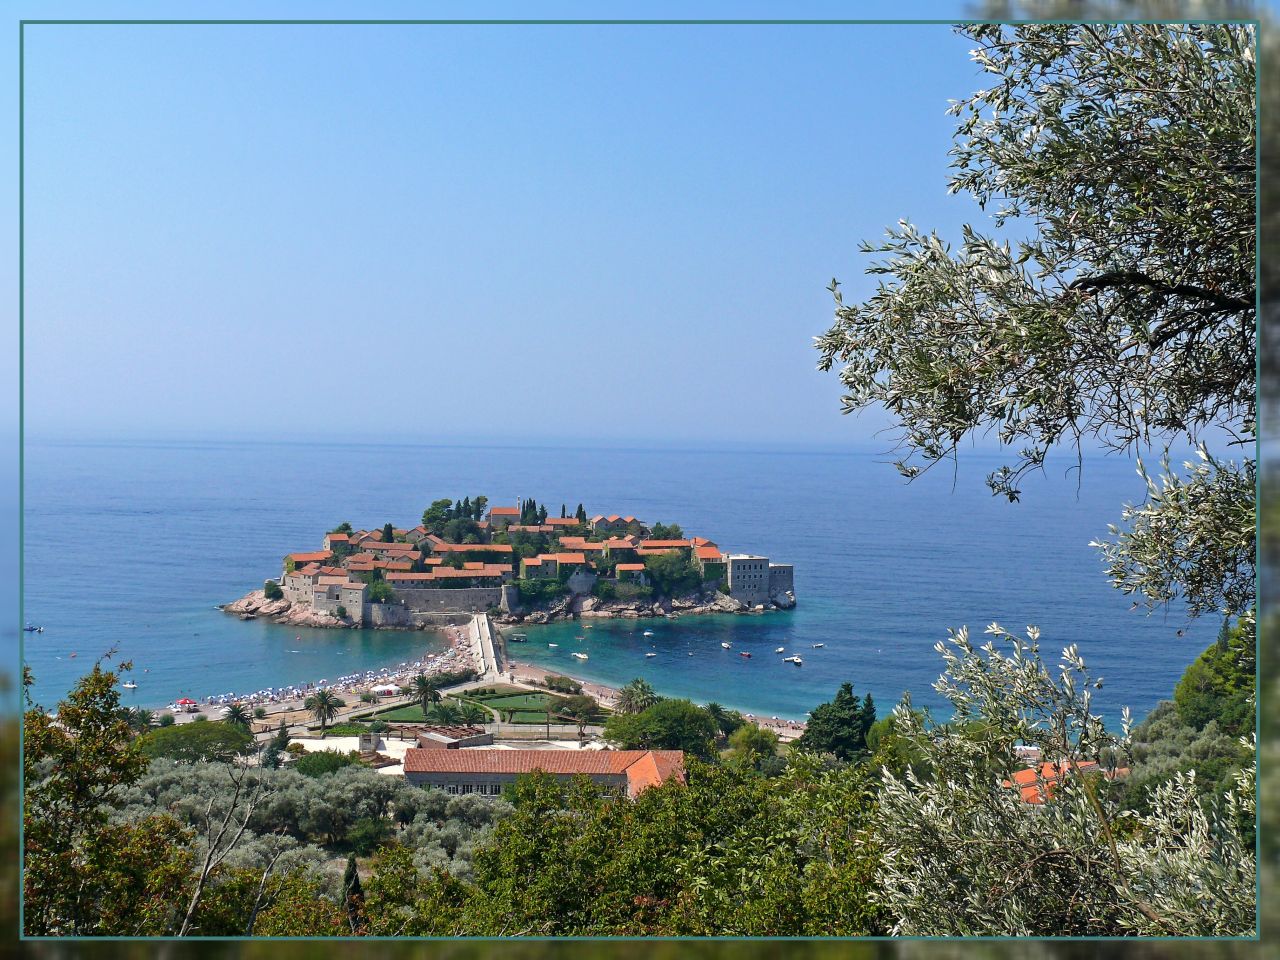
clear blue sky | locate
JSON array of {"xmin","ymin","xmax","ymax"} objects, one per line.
[{"xmin": 18, "ymin": 9, "xmax": 993, "ymax": 448}]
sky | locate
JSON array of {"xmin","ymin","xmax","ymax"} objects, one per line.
[{"xmin": 18, "ymin": 11, "xmax": 992, "ymax": 448}]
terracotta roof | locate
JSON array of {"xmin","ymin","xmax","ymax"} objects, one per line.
[
  {"xmin": 603, "ymin": 538, "xmax": 638, "ymax": 549},
  {"xmin": 641, "ymin": 540, "xmax": 691, "ymax": 549},
  {"xmin": 546, "ymin": 517, "xmax": 579, "ymax": 526},
  {"xmin": 696, "ymin": 546, "xmax": 722, "ymax": 561},
  {"xmin": 427, "ymin": 567, "xmax": 507, "ymax": 580},
  {"xmin": 383, "ymin": 561, "xmax": 413, "ymax": 572},
  {"xmin": 1003, "ymin": 761, "xmax": 1129, "ymax": 805},
  {"xmin": 430, "ymin": 542, "xmax": 514, "ymax": 553},
  {"xmin": 402, "ymin": 748, "xmax": 684, "ymax": 797},
  {"xmin": 616, "ymin": 563, "xmax": 646, "ymax": 571},
  {"xmin": 489, "ymin": 507, "xmax": 520, "ymax": 516},
  {"xmin": 550, "ymin": 552, "xmax": 586, "ymax": 564},
  {"xmin": 288, "ymin": 551, "xmax": 332, "ymax": 563},
  {"xmin": 590, "ymin": 516, "xmax": 605, "ymax": 523},
  {"xmin": 316, "ymin": 575, "xmax": 351, "ymax": 586},
  {"xmin": 326, "ymin": 533, "xmax": 350, "ymax": 542}
]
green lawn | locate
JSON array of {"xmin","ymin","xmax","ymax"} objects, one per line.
[
  {"xmin": 481, "ymin": 693, "xmax": 562, "ymax": 712},
  {"xmin": 370, "ymin": 704, "xmax": 431, "ymax": 722},
  {"xmin": 508, "ymin": 710, "xmax": 558, "ymax": 724}
]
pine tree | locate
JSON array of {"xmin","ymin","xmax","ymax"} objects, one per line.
[
  {"xmin": 561, "ymin": 504, "xmax": 567, "ymax": 518},
  {"xmin": 381, "ymin": 522, "xmax": 394, "ymax": 543},
  {"xmin": 576, "ymin": 503, "xmax": 587, "ymax": 524},
  {"xmin": 462, "ymin": 496, "xmax": 472, "ymax": 519},
  {"xmin": 537, "ymin": 504, "xmax": 548, "ymax": 524},
  {"xmin": 859, "ymin": 693, "xmax": 876, "ymax": 742}
]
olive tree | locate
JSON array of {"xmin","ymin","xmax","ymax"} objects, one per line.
[
  {"xmin": 815, "ymin": 23, "xmax": 1256, "ymax": 623},
  {"xmin": 873, "ymin": 623, "xmax": 1256, "ymax": 935}
]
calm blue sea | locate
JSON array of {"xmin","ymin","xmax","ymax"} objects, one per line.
[{"xmin": 23, "ymin": 439, "xmax": 1213, "ymax": 722}]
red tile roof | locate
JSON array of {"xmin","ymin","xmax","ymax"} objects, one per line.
[
  {"xmin": 430, "ymin": 542, "xmax": 514, "ymax": 553},
  {"xmin": 1003, "ymin": 761, "xmax": 1129, "ymax": 805},
  {"xmin": 403, "ymin": 748, "xmax": 684, "ymax": 797},
  {"xmin": 489, "ymin": 506, "xmax": 520, "ymax": 516},
  {"xmin": 641, "ymin": 540, "xmax": 691, "ymax": 549},
  {"xmin": 696, "ymin": 546, "xmax": 722, "ymax": 561},
  {"xmin": 288, "ymin": 551, "xmax": 332, "ymax": 563},
  {"xmin": 326, "ymin": 533, "xmax": 350, "ymax": 542},
  {"xmin": 546, "ymin": 517, "xmax": 579, "ymax": 526},
  {"xmin": 616, "ymin": 563, "xmax": 646, "ymax": 571}
]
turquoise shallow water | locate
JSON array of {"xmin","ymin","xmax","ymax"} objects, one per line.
[{"xmin": 23, "ymin": 439, "xmax": 1213, "ymax": 721}]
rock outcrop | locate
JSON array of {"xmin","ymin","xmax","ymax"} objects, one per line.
[
  {"xmin": 493, "ymin": 586, "xmax": 784, "ymax": 624},
  {"xmin": 221, "ymin": 590, "xmax": 352, "ymax": 629}
]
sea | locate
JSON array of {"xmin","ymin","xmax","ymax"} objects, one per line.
[{"xmin": 22, "ymin": 438, "xmax": 1214, "ymax": 723}]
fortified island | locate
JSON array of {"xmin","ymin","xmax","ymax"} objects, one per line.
[{"xmin": 224, "ymin": 496, "xmax": 795, "ymax": 629}]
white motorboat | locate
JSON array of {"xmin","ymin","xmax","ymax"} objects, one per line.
[
  {"xmin": 811, "ymin": 643, "xmax": 825, "ymax": 648},
  {"xmin": 572, "ymin": 652, "xmax": 589, "ymax": 661},
  {"xmin": 548, "ymin": 643, "xmax": 558, "ymax": 648},
  {"xmin": 645, "ymin": 652, "xmax": 657, "ymax": 658},
  {"xmin": 643, "ymin": 630, "xmax": 655, "ymax": 637},
  {"xmin": 122, "ymin": 682, "xmax": 138, "ymax": 689},
  {"xmin": 775, "ymin": 647, "xmax": 785, "ymax": 653},
  {"xmin": 721, "ymin": 642, "xmax": 732, "ymax": 649}
]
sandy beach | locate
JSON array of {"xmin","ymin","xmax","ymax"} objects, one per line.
[{"xmin": 168, "ymin": 622, "xmax": 476, "ymax": 728}]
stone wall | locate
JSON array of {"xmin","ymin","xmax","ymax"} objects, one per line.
[
  {"xmin": 368, "ymin": 603, "xmax": 416, "ymax": 628},
  {"xmin": 394, "ymin": 587, "xmax": 503, "ymax": 613}
]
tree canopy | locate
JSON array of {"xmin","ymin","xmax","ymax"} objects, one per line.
[{"xmin": 816, "ymin": 23, "xmax": 1256, "ymax": 625}]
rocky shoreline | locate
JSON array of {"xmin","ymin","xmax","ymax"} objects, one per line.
[
  {"xmin": 221, "ymin": 590, "xmax": 426, "ymax": 630},
  {"xmin": 493, "ymin": 588, "xmax": 796, "ymax": 625}
]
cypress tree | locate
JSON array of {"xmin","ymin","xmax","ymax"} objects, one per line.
[{"xmin": 342, "ymin": 854, "xmax": 365, "ymax": 933}]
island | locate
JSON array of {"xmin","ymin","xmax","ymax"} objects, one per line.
[{"xmin": 224, "ymin": 495, "xmax": 795, "ymax": 629}]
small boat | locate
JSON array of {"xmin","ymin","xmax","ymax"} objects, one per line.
[
  {"xmin": 789, "ymin": 657, "xmax": 803, "ymax": 666},
  {"xmin": 739, "ymin": 651, "xmax": 752, "ymax": 659},
  {"xmin": 775, "ymin": 647, "xmax": 785, "ymax": 653},
  {"xmin": 643, "ymin": 630, "xmax": 655, "ymax": 637},
  {"xmin": 575, "ymin": 636, "xmax": 586, "ymax": 641},
  {"xmin": 572, "ymin": 652, "xmax": 589, "ymax": 661},
  {"xmin": 69, "ymin": 652, "xmax": 77, "ymax": 658},
  {"xmin": 548, "ymin": 643, "xmax": 558, "ymax": 648},
  {"xmin": 811, "ymin": 643, "xmax": 824, "ymax": 648},
  {"xmin": 239, "ymin": 613, "xmax": 256, "ymax": 621},
  {"xmin": 23, "ymin": 625, "xmax": 43, "ymax": 633},
  {"xmin": 511, "ymin": 634, "xmax": 528, "ymax": 643},
  {"xmin": 122, "ymin": 682, "xmax": 138, "ymax": 689},
  {"xmin": 721, "ymin": 642, "xmax": 732, "ymax": 649}
]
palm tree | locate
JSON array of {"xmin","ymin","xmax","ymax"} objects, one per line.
[
  {"xmin": 616, "ymin": 678, "xmax": 659, "ymax": 715},
  {"xmin": 125, "ymin": 707, "xmax": 155, "ymax": 735},
  {"xmin": 458, "ymin": 702, "xmax": 489, "ymax": 727},
  {"xmin": 305, "ymin": 689, "xmax": 346, "ymax": 738},
  {"xmin": 426, "ymin": 700, "xmax": 462, "ymax": 725},
  {"xmin": 411, "ymin": 673, "xmax": 441, "ymax": 719},
  {"xmin": 222, "ymin": 703, "xmax": 252, "ymax": 730}
]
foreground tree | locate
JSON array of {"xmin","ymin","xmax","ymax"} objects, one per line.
[
  {"xmin": 816, "ymin": 23, "xmax": 1255, "ymax": 627},
  {"xmin": 615, "ymin": 678, "xmax": 659, "ymax": 715},
  {"xmin": 23, "ymin": 663, "xmax": 194, "ymax": 935},
  {"xmin": 412, "ymin": 673, "xmax": 441, "ymax": 717},
  {"xmin": 874, "ymin": 624, "xmax": 1255, "ymax": 935}
]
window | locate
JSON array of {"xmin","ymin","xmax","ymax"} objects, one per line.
[{"xmin": 446, "ymin": 784, "xmax": 459, "ymax": 795}]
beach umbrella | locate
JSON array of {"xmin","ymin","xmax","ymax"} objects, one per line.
[{"xmin": 176, "ymin": 698, "xmax": 196, "ymax": 705}]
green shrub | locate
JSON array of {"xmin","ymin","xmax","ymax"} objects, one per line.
[
  {"xmin": 263, "ymin": 580, "xmax": 284, "ymax": 601},
  {"xmin": 369, "ymin": 719, "xmax": 389, "ymax": 733},
  {"xmin": 347, "ymin": 817, "xmax": 392, "ymax": 855},
  {"xmin": 336, "ymin": 605, "xmax": 348, "ymax": 619},
  {"xmin": 157, "ymin": 713, "xmax": 175, "ymax": 727},
  {"xmin": 136, "ymin": 722, "xmax": 254, "ymax": 764},
  {"xmin": 253, "ymin": 707, "xmax": 267, "ymax": 720},
  {"xmin": 544, "ymin": 675, "xmax": 582, "ymax": 695},
  {"xmin": 292, "ymin": 750, "xmax": 364, "ymax": 777},
  {"xmin": 321, "ymin": 723, "xmax": 371, "ymax": 737}
]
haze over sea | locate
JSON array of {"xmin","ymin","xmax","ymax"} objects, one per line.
[{"xmin": 23, "ymin": 438, "xmax": 1213, "ymax": 722}]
